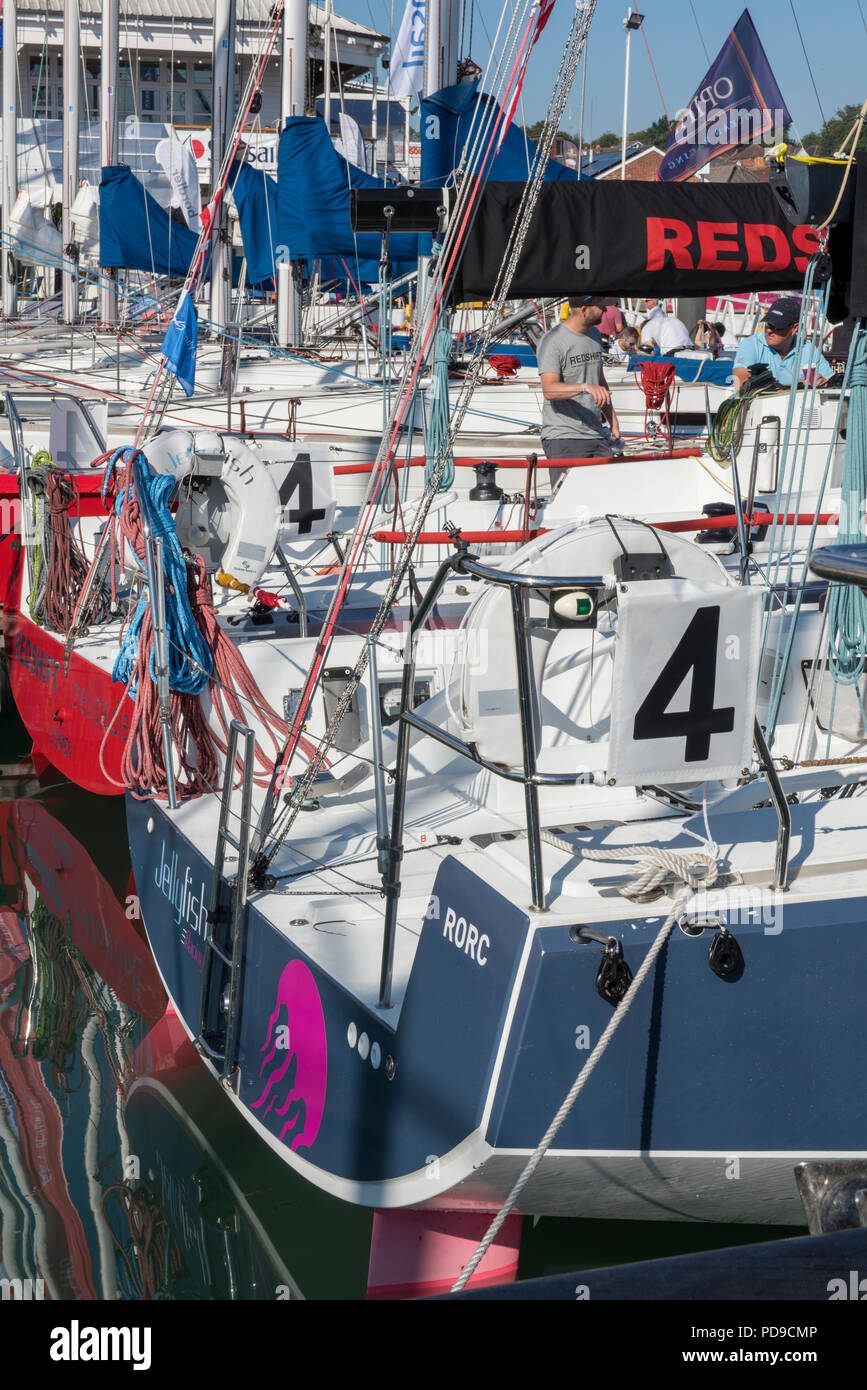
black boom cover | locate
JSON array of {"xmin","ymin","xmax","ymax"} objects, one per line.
[{"xmin": 452, "ymin": 180, "xmax": 830, "ymax": 302}]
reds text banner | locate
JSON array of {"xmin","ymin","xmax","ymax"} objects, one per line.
[{"xmin": 451, "ymin": 181, "xmax": 826, "ymax": 301}]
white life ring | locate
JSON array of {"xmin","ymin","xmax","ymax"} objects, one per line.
[
  {"xmin": 457, "ymin": 518, "xmax": 733, "ymax": 770},
  {"xmin": 142, "ymin": 429, "xmax": 281, "ymax": 589}
]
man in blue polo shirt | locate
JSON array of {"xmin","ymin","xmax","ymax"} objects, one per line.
[{"xmin": 733, "ymin": 298, "xmax": 833, "ymax": 390}]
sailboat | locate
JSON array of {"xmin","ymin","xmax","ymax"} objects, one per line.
[{"xmin": 105, "ymin": 0, "xmax": 867, "ymax": 1302}]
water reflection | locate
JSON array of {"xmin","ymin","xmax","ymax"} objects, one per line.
[{"xmin": 0, "ymin": 754, "xmax": 371, "ymax": 1301}]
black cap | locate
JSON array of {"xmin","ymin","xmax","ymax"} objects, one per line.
[{"xmin": 764, "ymin": 297, "xmax": 801, "ymax": 331}]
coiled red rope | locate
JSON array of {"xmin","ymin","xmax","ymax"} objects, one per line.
[
  {"xmin": 186, "ymin": 555, "xmax": 323, "ymax": 787},
  {"xmin": 99, "ymin": 455, "xmax": 303, "ymax": 799},
  {"xmin": 635, "ymin": 360, "xmax": 676, "ymax": 447},
  {"xmin": 32, "ymin": 469, "xmax": 111, "ymax": 634}
]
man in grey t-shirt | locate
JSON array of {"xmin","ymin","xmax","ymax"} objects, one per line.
[{"xmin": 537, "ymin": 295, "xmax": 622, "ymax": 484}]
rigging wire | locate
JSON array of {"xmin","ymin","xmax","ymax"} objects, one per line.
[
  {"xmin": 255, "ymin": 1, "xmax": 599, "ymax": 872},
  {"xmin": 687, "ymin": 0, "xmax": 710, "ymax": 64},
  {"xmin": 640, "ymin": 23, "xmax": 672, "ymax": 131},
  {"xmin": 788, "ymin": 0, "xmax": 827, "ymax": 126}
]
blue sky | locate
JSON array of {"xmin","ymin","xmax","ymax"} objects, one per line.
[{"xmin": 342, "ymin": 0, "xmax": 865, "ymax": 142}]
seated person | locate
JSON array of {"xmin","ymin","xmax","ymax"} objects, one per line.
[
  {"xmin": 608, "ymin": 325, "xmax": 640, "ymax": 363},
  {"xmin": 732, "ymin": 298, "xmax": 832, "ymax": 390},
  {"xmin": 693, "ymin": 319, "xmax": 738, "ymax": 354},
  {"xmin": 712, "ymin": 320, "xmax": 739, "ymax": 352},
  {"xmin": 640, "ymin": 302, "xmax": 693, "ymax": 354},
  {"xmin": 638, "ymin": 297, "xmax": 665, "ymax": 346}
]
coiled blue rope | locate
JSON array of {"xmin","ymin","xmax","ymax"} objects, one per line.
[
  {"xmin": 108, "ymin": 450, "xmax": 213, "ymax": 698},
  {"xmin": 425, "ymin": 324, "xmax": 455, "ymax": 493}
]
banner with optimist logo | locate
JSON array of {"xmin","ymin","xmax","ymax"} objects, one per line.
[{"xmin": 658, "ymin": 8, "xmax": 791, "ymax": 183}]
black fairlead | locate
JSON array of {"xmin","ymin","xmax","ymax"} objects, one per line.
[
  {"xmin": 596, "ymin": 939, "xmax": 633, "ymax": 1006},
  {"xmin": 708, "ymin": 929, "xmax": 744, "ymax": 980}
]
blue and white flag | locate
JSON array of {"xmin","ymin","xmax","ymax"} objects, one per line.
[
  {"xmin": 161, "ymin": 290, "xmax": 198, "ymax": 397},
  {"xmin": 658, "ymin": 8, "xmax": 791, "ymax": 182},
  {"xmin": 388, "ymin": 0, "xmax": 425, "ymax": 99}
]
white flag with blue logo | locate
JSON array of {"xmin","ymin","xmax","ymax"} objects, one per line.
[
  {"xmin": 161, "ymin": 290, "xmax": 198, "ymax": 397},
  {"xmin": 388, "ymin": 0, "xmax": 425, "ymax": 99}
]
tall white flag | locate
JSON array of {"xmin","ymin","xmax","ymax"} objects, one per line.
[
  {"xmin": 155, "ymin": 136, "xmax": 202, "ymax": 232},
  {"xmin": 388, "ymin": 0, "xmax": 425, "ymax": 99}
]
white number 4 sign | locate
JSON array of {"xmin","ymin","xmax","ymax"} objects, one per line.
[{"xmin": 607, "ymin": 579, "xmax": 763, "ymax": 786}]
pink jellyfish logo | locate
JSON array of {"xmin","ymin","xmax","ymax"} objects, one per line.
[{"xmin": 251, "ymin": 959, "xmax": 328, "ymax": 1152}]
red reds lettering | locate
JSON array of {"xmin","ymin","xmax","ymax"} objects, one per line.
[{"xmin": 646, "ymin": 217, "xmax": 820, "ymax": 274}]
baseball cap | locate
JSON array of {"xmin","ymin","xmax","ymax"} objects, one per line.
[{"xmin": 764, "ymin": 298, "xmax": 801, "ymax": 331}]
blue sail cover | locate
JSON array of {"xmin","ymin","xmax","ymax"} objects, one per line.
[
  {"xmin": 420, "ymin": 82, "xmax": 587, "ymax": 186},
  {"xmin": 99, "ymin": 165, "xmax": 204, "ymax": 276},
  {"xmin": 229, "ymin": 160, "xmax": 279, "ymax": 285},
  {"xmin": 277, "ymin": 117, "xmax": 423, "ymax": 285}
]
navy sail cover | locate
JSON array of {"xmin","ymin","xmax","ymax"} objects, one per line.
[
  {"xmin": 420, "ymin": 81, "xmax": 584, "ymax": 186},
  {"xmin": 99, "ymin": 164, "xmax": 202, "ymax": 276},
  {"xmin": 229, "ymin": 160, "xmax": 279, "ymax": 285},
  {"xmin": 277, "ymin": 117, "xmax": 423, "ymax": 283}
]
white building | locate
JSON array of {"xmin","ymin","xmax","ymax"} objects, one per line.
[{"xmin": 9, "ymin": 1, "xmax": 389, "ymax": 131}]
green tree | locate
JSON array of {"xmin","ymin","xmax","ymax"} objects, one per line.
[
  {"xmin": 814, "ymin": 105, "xmax": 867, "ymax": 157},
  {"xmin": 520, "ymin": 120, "xmax": 573, "ymax": 144},
  {"xmin": 627, "ymin": 114, "xmax": 671, "ymax": 147},
  {"xmin": 595, "ymin": 131, "xmax": 619, "ymax": 148}
]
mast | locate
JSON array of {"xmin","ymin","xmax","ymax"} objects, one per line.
[
  {"xmin": 416, "ymin": 0, "xmax": 458, "ymax": 336},
  {"xmin": 277, "ymin": 0, "xmax": 307, "ymax": 347},
  {"xmin": 322, "ymin": 0, "xmax": 333, "ymax": 133},
  {"xmin": 621, "ymin": 9, "xmax": 643, "ymax": 181},
  {"xmin": 423, "ymin": 0, "xmax": 460, "ymax": 92},
  {"xmin": 99, "ymin": 0, "xmax": 119, "ymax": 325},
  {"xmin": 62, "ymin": 0, "xmax": 81, "ymax": 323},
  {"xmin": 208, "ymin": 0, "xmax": 236, "ymax": 336},
  {"xmin": 2, "ymin": 0, "xmax": 17, "ymax": 318}
]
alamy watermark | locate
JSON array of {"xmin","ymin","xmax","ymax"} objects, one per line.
[
  {"xmin": 1, "ymin": 1277, "xmax": 45, "ymax": 1300},
  {"xmin": 0, "ymin": 498, "xmax": 20, "ymax": 537},
  {"xmin": 672, "ymin": 80, "xmax": 787, "ymax": 148}
]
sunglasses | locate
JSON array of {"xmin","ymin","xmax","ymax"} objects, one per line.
[{"xmin": 764, "ymin": 323, "xmax": 794, "ymax": 335}]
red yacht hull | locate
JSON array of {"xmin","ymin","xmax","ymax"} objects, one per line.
[{"xmin": 3, "ymin": 558, "xmax": 128, "ymax": 796}]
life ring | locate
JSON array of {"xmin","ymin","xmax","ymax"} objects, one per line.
[
  {"xmin": 457, "ymin": 518, "xmax": 732, "ymax": 771},
  {"xmin": 142, "ymin": 429, "xmax": 282, "ymax": 590}
]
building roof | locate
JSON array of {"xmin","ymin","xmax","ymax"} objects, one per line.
[
  {"xmin": 580, "ymin": 143, "xmax": 641, "ymax": 176},
  {"xmin": 16, "ymin": 0, "xmax": 387, "ymax": 41}
]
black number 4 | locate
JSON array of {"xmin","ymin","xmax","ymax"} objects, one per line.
[
  {"xmin": 632, "ymin": 605, "xmax": 734, "ymax": 762},
  {"xmin": 279, "ymin": 455, "xmax": 326, "ymax": 535}
]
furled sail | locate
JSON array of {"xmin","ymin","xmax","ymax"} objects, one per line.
[
  {"xmin": 6, "ymin": 191, "xmax": 63, "ymax": 265},
  {"xmin": 228, "ymin": 161, "xmax": 279, "ymax": 286}
]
